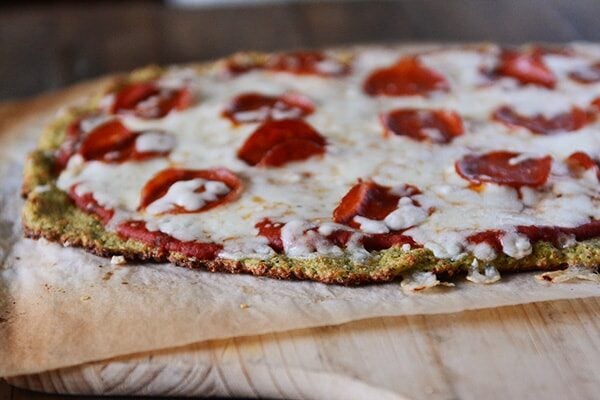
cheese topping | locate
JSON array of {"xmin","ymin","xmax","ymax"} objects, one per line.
[
  {"xmin": 56, "ymin": 45, "xmax": 600, "ymax": 261},
  {"xmin": 135, "ymin": 131, "xmax": 176, "ymax": 153},
  {"xmin": 145, "ymin": 178, "xmax": 230, "ymax": 215}
]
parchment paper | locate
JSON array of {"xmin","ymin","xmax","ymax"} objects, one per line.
[{"xmin": 1, "ymin": 78, "xmax": 599, "ymax": 378}]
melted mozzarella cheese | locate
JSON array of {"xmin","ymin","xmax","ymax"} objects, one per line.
[
  {"xmin": 145, "ymin": 178, "xmax": 230, "ymax": 215},
  {"xmin": 56, "ymin": 45, "xmax": 600, "ymax": 260},
  {"xmin": 135, "ymin": 131, "xmax": 176, "ymax": 153}
]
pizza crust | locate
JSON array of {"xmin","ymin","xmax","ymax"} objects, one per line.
[{"xmin": 19, "ymin": 49, "xmax": 600, "ymax": 284}]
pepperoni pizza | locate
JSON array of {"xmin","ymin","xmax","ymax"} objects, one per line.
[{"xmin": 22, "ymin": 44, "xmax": 600, "ymax": 285}]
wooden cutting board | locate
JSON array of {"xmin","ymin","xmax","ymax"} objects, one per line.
[{"xmin": 5, "ymin": 297, "xmax": 600, "ymax": 400}]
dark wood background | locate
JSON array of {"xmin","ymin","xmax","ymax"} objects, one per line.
[
  {"xmin": 3, "ymin": 0, "xmax": 600, "ymax": 101},
  {"xmin": 2, "ymin": 0, "xmax": 600, "ymax": 398}
]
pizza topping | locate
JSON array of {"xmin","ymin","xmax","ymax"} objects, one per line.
[
  {"xmin": 139, "ymin": 168, "xmax": 242, "ymax": 215},
  {"xmin": 255, "ymin": 219, "xmax": 284, "ymax": 253},
  {"xmin": 532, "ymin": 46, "xmax": 574, "ymax": 57},
  {"xmin": 68, "ymin": 185, "xmax": 114, "ymax": 224},
  {"xmin": 280, "ymin": 220, "xmax": 343, "ymax": 257},
  {"xmin": 266, "ymin": 51, "xmax": 350, "ymax": 76},
  {"xmin": 333, "ymin": 181, "xmax": 426, "ymax": 233},
  {"xmin": 237, "ymin": 119, "xmax": 326, "ymax": 167},
  {"xmin": 333, "ymin": 181, "xmax": 401, "ymax": 227},
  {"xmin": 79, "ymin": 120, "xmax": 174, "ymax": 163},
  {"xmin": 111, "ymin": 81, "xmax": 193, "ymax": 119},
  {"xmin": 500, "ymin": 231, "xmax": 532, "ymax": 259},
  {"xmin": 380, "ymin": 108, "xmax": 464, "ymax": 143},
  {"xmin": 492, "ymin": 106, "xmax": 590, "ymax": 134},
  {"xmin": 255, "ymin": 217, "xmax": 418, "ymax": 254},
  {"xmin": 565, "ymin": 151, "xmax": 600, "ymax": 179},
  {"xmin": 470, "ymin": 241, "xmax": 498, "ymax": 262},
  {"xmin": 465, "ymin": 220, "xmax": 600, "ymax": 256},
  {"xmin": 569, "ymin": 62, "xmax": 600, "ymax": 84},
  {"xmin": 51, "ymin": 46, "xmax": 600, "ymax": 265},
  {"xmin": 256, "ymin": 219, "xmax": 352, "ymax": 255},
  {"xmin": 223, "ymin": 92, "xmax": 315, "ymax": 124},
  {"xmin": 226, "ymin": 51, "xmax": 349, "ymax": 76},
  {"xmin": 117, "ymin": 220, "xmax": 222, "ymax": 260},
  {"xmin": 363, "ymin": 57, "xmax": 450, "ymax": 96},
  {"xmin": 567, "ymin": 219, "xmax": 600, "ymax": 241},
  {"xmin": 456, "ymin": 151, "xmax": 552, "ymax": 188},
  {"xmin": 362, "ymin": 232, "xmax": 418, "ymax": 251},
  {"xmin": 55, "ymin": 119, "xmax": 85, "ymax": 169},
  {"xmin": 493, "ymin": 49, "xmax": 556, "ymax": 88},
  {"xmin": 134, "ymin": 130, "xmax": 176, "ymax": 153}
]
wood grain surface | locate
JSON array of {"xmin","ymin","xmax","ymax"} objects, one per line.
[
  {"xmin": 3, "ymin": 0, "xmax": 600, "ymax": 100},
  {"xmin": 4, "ymin": 297, "xmax": 600, "ymax": 400},
  {"xmin": 2, "ymin": 0, "xmax": 600, "ymax": 399}
]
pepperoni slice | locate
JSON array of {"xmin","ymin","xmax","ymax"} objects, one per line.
[
  {"xmin": 362, "ymin": 232, "xmax": 418, "ymax": 251},
  {"xmin": 258, "ymin": 139, "xmax": 324, "ymax": 168},
  {"xmin": 467, "ymin": 230, "xmax": 503, "ymax": 252},
  {"xmin": 566, "ymin": 151, "xmax": 600, "ymax": 179},
  {"xmin": 566, "ymin": 219, "xmax": 600, "ymax": 241},
  {"xmin": 237, "ymin": 119, "xmax": 326, "ymax": 167},
  {"xmin": 364, "ymin": 57, "xmax": 449, "ymax": 97},
  {"xmin": 326, "ymin": 230, "xmax": 354, "ymax": 248},
  {"xmin": 226, "ymin": 51, "xmax": 349, "ymax": 77},
  {"xmin": 255, "ymin": 219, "xmax": 284, "ymax": 252},
  {"xmin": 111, "ymin": 82, "xmax": 193, "ymax": 119},
  {"xmin": 223, "ymin": 92, "xmax": 314, "ymax": 124},
  {"xmin": 266, "ymin": 51, "xmax": 350, "ymax": 76},
  {"xmin": 380, "ymin": 108, "xmax": 464, "ymax": 143},
  {"xmin": 467, "ymin": 220, "xmax": 600, "ymax": 252},
  {"xmin": 455, "ymin": 151, "xmax": 552, "ymax": 188},
  {"xmin": 255, "ymin": 219, "xmax": 350, "ymax": 254},
  {"xmin": 138, "ymin": 167, "xmax": 242, "ymax": 214},
  {"xmin": 333, "ymin": 181, "xmax": 420, "ymax": 228},
  {"xmin": 254, "ymin": 218, "xmax": 417, "ymax": 254},
  {"xmin": 569, "ymin": 62, "xmax": 600, "ymax": 84},
  {"xmin": 493, "ymin": 49, "xmax": 556, "ymax": 88},
  {"xmin": 79, "ymin": 120, "xmax": 135, "ymax": 161},
  {"xmin": 492, "ymin": 106, "xmax": 590, "ymax": 135},
  {"xmin": 117, "ymin": 220, "xmax": 222, "ymax": 260},
  {"xmin": 56, "ymin": 119, "xmax": 85, "ymax": 169},
  {"xmin": 517, "ymin": 221, "xmax": 600, "ymax": 247},
  {"xmin": 532, "ymin": 46, "xmax": 574, "ymax": 57},
  {"xmin": 68, "ymin": 185, "xmax": 114, "ymax": 224},
  {"xmin": 78, "ymin": 120, "xmax": 172, "ymax": 163}
]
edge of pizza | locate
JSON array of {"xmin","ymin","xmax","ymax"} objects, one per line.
[{"xmin": 21, "ymin": 45, "xmax": 600, "ymax": 285}]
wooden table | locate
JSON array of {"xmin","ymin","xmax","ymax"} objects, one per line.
[
  {"xmin": 3, "ymin": 298, "xmax": 600, "ymax": 400},
  {"xmin": 2, "ymin": 0, "xmax": 600, "ymax": 101},
  {"xmin": 2, "ymin": 0, "xmax": 600, "ymax": 399}
]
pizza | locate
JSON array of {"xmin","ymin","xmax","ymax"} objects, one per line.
[{"xmin": 21, "ymin": 44, "xmax": 600, "ymax": 285}]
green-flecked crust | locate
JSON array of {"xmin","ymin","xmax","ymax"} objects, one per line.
[{"xmin": 21, "ymin": 62, "xmax": 600, "ymax": 285}]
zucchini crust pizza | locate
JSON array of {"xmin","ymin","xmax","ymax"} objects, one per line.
[{"xmin": 21, "ymin": 44, "xmax": 600, "ymax": 285}]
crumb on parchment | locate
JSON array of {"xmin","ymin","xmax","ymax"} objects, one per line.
[{"xmin": 111, "ymin": 255, "xmax": 127, "ymax": 265}]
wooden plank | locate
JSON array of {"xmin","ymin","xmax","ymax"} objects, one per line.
[
  {"xmin": 2, "ymin": 0, "xmax": 600, "ymax": 101},
  {"xmin": 158, "ymin": 3, "xmax": 305, "ymax": 62},
  {"xmin": 0, "ymin": 379, "xmax": 13, "ymax": 399},
  {"xmin": 385, "ymin": 0, "xmax": 581, "ymax": 43},
  {"xmin": 545, "ymin": 0, "xmax": 600, "ymax": 40},
  {"xmin": 6, "ymin": 298, "xmax": 600, "ymax": 399},
  {"xmin": 293, "ymin": 1, "xmax": 415, "ymax": 47}
]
